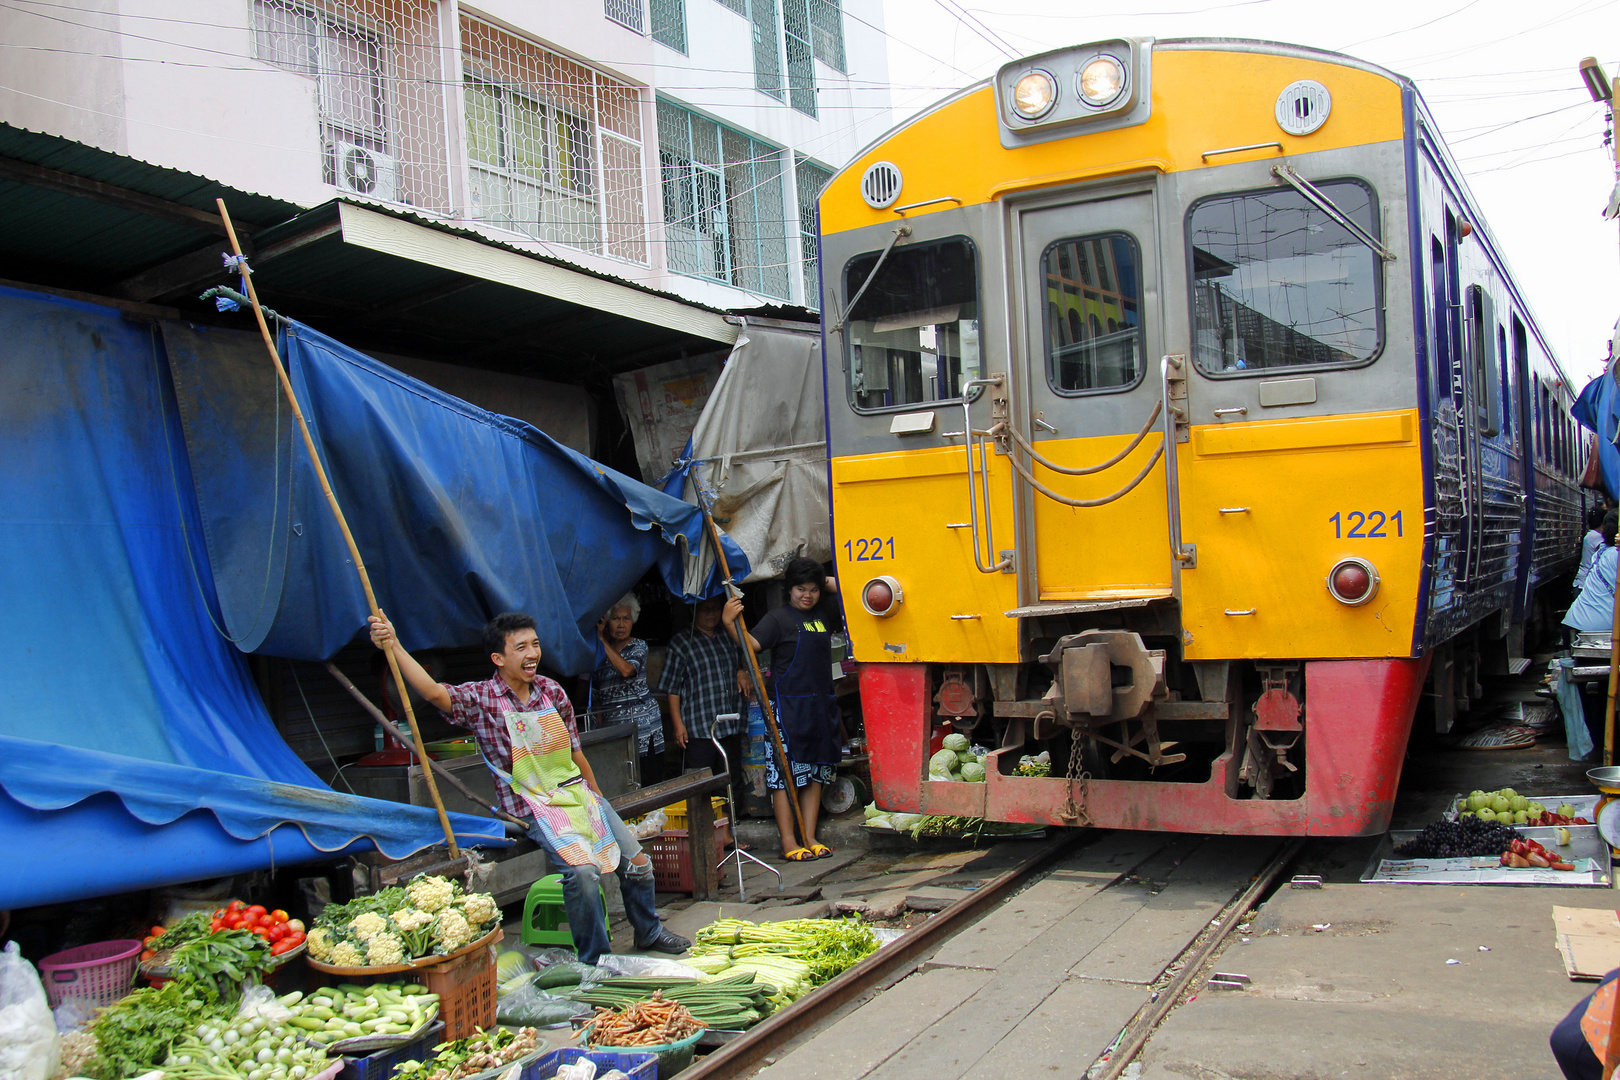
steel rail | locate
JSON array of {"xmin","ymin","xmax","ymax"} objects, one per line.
[
  {"xmin": 680, "ymin": 829, "xmax": 1083, "ymax": 1080},
  {"xmin": 1092, "ymin": 838, "xmax": 1304, "ymax": 1080}
]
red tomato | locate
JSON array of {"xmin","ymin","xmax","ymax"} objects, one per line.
[
  {"xmin": 140, "ymin": 949, "xmax": 155, "ymax": 962},
  {"xmin": 285, "ymin": 930, "xmax": 305, "ymax": 947},
  {"xmin": 209, "ymin": 920, "xmax": 223, "ymax": 933},
  {"xmin": 150, "ymin": 925, "xmax": 167, "ymax": 938},
  {"xmin": 227, "ymin": 900, "xmax": 246, "ymax": 913},
  {"xmin": 268, "ymin": 923, "xmax": 289, "ymax": 942},
  {"xmin": 271, "ymin": 938, "xmax": 297, "ymax": 956},
  {"xmin": 212, "ymin": 908, "xmax": 226, "ymax": 920},
  {"xmin": 246, "ymin": 905, "xmax": 267, "ymax": 919},
  {"xmin": 223, "ymin": 913, "xmax": 244, "ymax": 930},
  {"xmin": 269, "ymin": 909, "xmax": 289, "ymax": 924},
  {"xmin": 252, "ymin": 925, "xmax": 271, "ymax": 938}
]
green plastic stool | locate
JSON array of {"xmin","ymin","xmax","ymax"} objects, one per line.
[{"xmin": 520, "ymin": 873, "xmax": 608, "ymax": 947}]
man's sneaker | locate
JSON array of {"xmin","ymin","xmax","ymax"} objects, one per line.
[{"xmin": 639, "ymin": 929, "xmax": 691, "ymax": 954}]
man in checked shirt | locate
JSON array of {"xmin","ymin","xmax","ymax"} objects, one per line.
[{"xmin": 368, "ymin": 610, "xmax": 690, "ymax": 962}]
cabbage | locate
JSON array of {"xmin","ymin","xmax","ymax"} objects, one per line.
[
  {"xmin": 942, "ymin": 733, "xmax": 970, "ymax": 753},
  {"xmin": 957, "ymin": 750, "xmax": 978, "ymax": 765},
  {"xmin": 960, "ymin": 763, "xmax": 986, "ymax": 782},
  {"xmin": 888, "ymin": 813, "xmax": 923, "ymax": 831},
  {"xmin": 866, "ymin": 814, "xmax": 894, "ymax": 829},
  {"xmin": 930, "ymin": 748, "xmax": 959, "ymax": 773},
  {"xmin": 864, "ymin": 802, "xmax": 884, "ymax": 820}
]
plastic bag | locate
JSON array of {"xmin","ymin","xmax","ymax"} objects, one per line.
[
  {"xmin": 51, "ymin": 999, "xmax": 97, "ymax": 1035},
  {"xmin": 0, "ymin": 942, "xmax": 60, "ymax": 1080},
  {"xmin": 592, "ymin": 954, "xmax": 704, "ymax": 980},
  {"xmin": 235, "ymin": 984, "xmax": 293, "ymax": 1022},
  {"xmin": 555, "ymin": 1060, "xmax": 596, "ymax": 1080},
  {"xmin": 631, "ymin": 809, "xmax": 667, "ymax": 839},
  {"xmin": 530, "ymin": 946, "xmax": 582, "ymax": 968},
  {"xmin": 494, "ymin": 979, "xmax": 593, "ymax": 1028}
]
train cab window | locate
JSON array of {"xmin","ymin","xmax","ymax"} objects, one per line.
[
  {"xmin": 1043, "ymin": 233, "xmax": 1144, "ymax": 394},
  {"xmin": 1188, "ymin": 181, "xmax": 1381, "ymax": 375},
  {"xmin": 844, "ymin": 237, "xmax": 981, "ymax": 411}
]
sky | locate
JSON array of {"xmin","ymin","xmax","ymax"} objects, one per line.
[{"xmin": 869, "ymin": 0, "xmax": 1620, "ymax": 384}]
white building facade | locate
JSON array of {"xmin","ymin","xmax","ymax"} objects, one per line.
[{"xmin": 1, "ymin": 0, "xmax": 892, "ymax": 310}]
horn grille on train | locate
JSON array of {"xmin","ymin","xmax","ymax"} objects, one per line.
[{"xmin": 860, "ymin": 161, "xmax": 903, "ymax": 209}]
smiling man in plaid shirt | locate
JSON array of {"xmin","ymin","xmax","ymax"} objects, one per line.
[{"xmin": 367, "ymin": 610, "xmax": 690, "ymax": 962}]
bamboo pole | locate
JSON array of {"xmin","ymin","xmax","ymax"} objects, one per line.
[
  {"xmin": 323, "ymin": 663, "xmax": 528, "ymax": 828},
  {"xmin": 214, "ymin": 199, "xmax": 460, "ymax": 857},
  {"xmin": 698, "ymin": 507, "xmax": 810, "ymax": 851}
]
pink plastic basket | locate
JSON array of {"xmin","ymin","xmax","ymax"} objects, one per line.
[{"xmin": 38, "ymin": 940, "xmax": 142, "ymax": 1008}]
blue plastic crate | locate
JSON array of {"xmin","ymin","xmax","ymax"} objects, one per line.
[
  {"xmin": 525, "ymin": 1047, "xmax": 657, "ymax": 1080},
  {"xmin": 338, "ymin": 1021, "xmax": 446, "ymax": 1080}
]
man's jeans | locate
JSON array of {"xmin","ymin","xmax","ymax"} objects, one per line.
[{"xmin": 525, "ymin": 801, "xmax": 663, "ymax": 965}]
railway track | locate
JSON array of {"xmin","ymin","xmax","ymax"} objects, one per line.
[{"xmin": 681, "ymin": 830, "xmax": 1300, "ymax": 1080}]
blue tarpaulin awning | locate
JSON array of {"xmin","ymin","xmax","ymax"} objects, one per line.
[
  {"xmin": 1573, "ymin": 363, "xmax": 1619, "ymax": 505},
  {"xmin": 1, "ymin": 284, "xmax": 743, "ymax": 907}
]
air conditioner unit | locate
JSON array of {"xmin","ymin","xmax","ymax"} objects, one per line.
[{"xmin": 328, "ymin": 138, "xmax": 398, "ymax": 202}]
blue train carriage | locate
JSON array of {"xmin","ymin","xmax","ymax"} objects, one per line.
[{"xmin": 817, "ymin": 37, "xmax": 1589, "ymax": 835}]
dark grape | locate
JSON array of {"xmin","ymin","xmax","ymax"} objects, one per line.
[{"xmin": 1393, "ymin": 817, "xmax": 1524, "ymax": 859}]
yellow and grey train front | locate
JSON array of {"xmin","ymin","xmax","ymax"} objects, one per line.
[{"xmin": 819, "ymin": 38, "xmax": 1562, "ymax": 836}]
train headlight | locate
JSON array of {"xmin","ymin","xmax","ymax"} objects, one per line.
[
  {"xmin": 1011, "ymin": 70, "xmax": 1058, "ymax": 120},
  {"xmin": 862, "ymin": 575, "xmax": 903, "ymax": 618},
  {"xmin": 1077, "ymin": 55, "xmax": 1126, "ymax": 107},
  {"xmin": 1326, "ymin": 558, "xmax": 1379, "ymax": 606}
]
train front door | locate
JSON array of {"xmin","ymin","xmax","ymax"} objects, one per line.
[{"xmin": 1012, "ymin": 189, "xmax": 1172, "ymax": 603}]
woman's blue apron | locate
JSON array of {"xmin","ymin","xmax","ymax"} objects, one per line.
[{"xmin": 772, "ymin": 619, "xmax": 841, "ymax": 767}]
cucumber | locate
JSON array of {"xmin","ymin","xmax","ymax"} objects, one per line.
[
  {"xmin": 286, "ymin": 1018, "xmax": 324, "ymax": 1032},
  {"xmin": 401, "ymin": 984, "xmax": 429, "ymax": 995}
]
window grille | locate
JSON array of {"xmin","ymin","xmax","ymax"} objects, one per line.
[
  {"xmin": 658, "ymin": 101, "xmax": 790, "ymax": 299},
  {"xmin": 253, "ymin": 0, "xmax": 450, "ymax": 213},
  {"xmin": 808, "ymin": 0, "xmax": 844, "ymax": 71},
  {"xmin": 605, "ymin": 0, "xmax": 646, "ymax": 33},
  {"xmin": 462, "ymin": 16, "xmax": 648, "ymax": 263},
  {"xmin": 781, "ymin": 0, "xmax": 816, "ymax": 116},
  {"xmin": 651, "ymin": 0, "xmax": 687, "ymax": 52},
  {"xmin": 715, "ymin": 0, "xmax": 747, "ymax": 14},
  {"xmin": 749, "ymin": 0, "xmax": 783, "ymax": 99},
  {"xmin": 795, "ymin": 158, "xmax": 832, "ymax": 308}
]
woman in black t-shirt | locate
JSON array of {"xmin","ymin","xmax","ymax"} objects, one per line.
[{"xmin": 723, "ymin": 556, "xmax": 840, "ymax": 861}]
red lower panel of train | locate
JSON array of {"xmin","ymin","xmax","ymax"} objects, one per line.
[{"xmin": 861, "ymin": 659, "xmax": 1427, "ymax": 837}]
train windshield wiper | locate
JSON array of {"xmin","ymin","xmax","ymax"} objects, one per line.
[{"xmin": 1271, "ymin": 164, "xmax": 1397, "ymax": 262}]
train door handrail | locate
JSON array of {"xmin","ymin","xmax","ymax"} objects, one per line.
[
  {"xmin": 1162, "ymin": 355, "xmax": 1197, "ymax": 567},
  {"xmin": 959, "ymin": 377, "xmax": 1013, "ymax": 574},
  {"xmin": 1000, "ymin": 400, "xmax": 1163, "ymax": 476},
  {"xmin": 998, "ymin": 424, "xmax": 1165, "ymax": 507}
]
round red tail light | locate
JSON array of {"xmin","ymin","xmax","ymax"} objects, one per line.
[
  {"xmin": 861, "ymin": 575, "xmax": 903, "ymax": 618},
  {"xmin": 1326, "ymin": 558, "xmax": 1379, "ymax": 606}
]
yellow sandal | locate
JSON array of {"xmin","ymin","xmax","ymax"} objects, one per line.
[{"xmin": 783, "ymin": 847, "xmax": 817, "ymax": 862}]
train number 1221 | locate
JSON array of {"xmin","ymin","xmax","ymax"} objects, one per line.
[
  {"xmin": 845, "ymin": 537, "xmax": 895, "ymax": 561},
  {"xmin": 1329, "ymin": 511, "xmax": 1402, "ymax": 538}
]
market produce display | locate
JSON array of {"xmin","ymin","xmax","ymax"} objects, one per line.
[
  {"xmin": 1500, "ymin": 836, "xmax": 1576, "ymax": 870},
  {"xmin": 281, "ymin": 985, "xmax": 438, "ymax": 1045},
  {"xmin": 85, "ymin": 981, "xmax": 232, "ymax": 1079},
  {"xmin": 141, "ymin": 913, "xmax": 214, "ymax": 963},
  {"xmin": 1453, "ymin": 788, "xmax": 1591, "ymax": 826},
  {"xmin": 585, "ymin": 994, "xmax": 704, "ymax": 1047},
  {"xmin": 162, "ymin": 1005, "xmax": 330, "ymax": 1080},
  {"xmin": 862, "ymin": 804, "xmax": 1042, "ymax": 841},
  {"xmin": 569, "ymin": 973, "xmax": 777, "ymax": 1029},
  {"xmin": 307, "ymin": 876, "xmax": 499, "ymax": 968},
  {"xmin": 691, "ymin": 918, "xmax": 878, "ymax": 987},
  {"xmin": 163, "ymin": 932, "xmax": 277, "ymax": 998},
  {"xmin": 208, "ymin": 904, "xmax": 307, "ymax": 958},
  {"xmin": 1393, "ymin": 817, "xmax": 1524, "ymax": 859},
  {"xmin": 928, "ymin": 734, "xmax": 987, "ymax": 782},
  {"xmin": 389, "ymin": 1026, "xmax": 542, "ymax": 1080}
]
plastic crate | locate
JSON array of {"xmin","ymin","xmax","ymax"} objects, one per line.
[
  {"xmin": 338, "ymin": 1021, "xmax": 445, "ymax": 1080},
  {"xmin": 525, "ymin": 1048, "xmax": 656, "ymax": 1080},
  {"xmin": 661, "ymin": 797, "xmax": 728, "ymax": 831},
  {"xmin": 38, "ymin": 940, "xmax": 142, "ymax": 1008},
  {"xmin": 645, "ymin": 818, "xmax": 731, "ymax": 893},
  {"xmin": 418, "ymin": 946, "xmax": 497, "ymax": 1041}
]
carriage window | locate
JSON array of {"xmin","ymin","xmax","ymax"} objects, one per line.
[
  {"xmin": 1190, "ymin": 180, "xmax": 1382, "ymax": 375},
  {"xmin": 1042, "ymin": 233, "xmax": 1144, "ymax": 394},
  {"xmin": 845, "ymin": 237, "xmax": 981, "ymax": 411}
]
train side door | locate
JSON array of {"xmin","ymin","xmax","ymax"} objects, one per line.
[{"xmin": 1013, "ymin": 190, "xmax": 1171, "ymax": 603}]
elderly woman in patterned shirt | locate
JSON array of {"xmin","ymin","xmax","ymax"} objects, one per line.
[{"xmin": 594, "ymin": 593, "xmax": 668, "ymax": 785}]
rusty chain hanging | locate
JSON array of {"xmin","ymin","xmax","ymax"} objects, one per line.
[{"xmin": 1062, "ymin": 732, "xmax": 1093, "ymax": 827}]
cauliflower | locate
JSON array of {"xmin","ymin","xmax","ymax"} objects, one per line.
[
  {"xmin": 306, "ymin": 926, "xmax": 334, "ymax": 961},
  {"xmin": 390, "ymin": 907, "xmax": 433, "ymax": 933},
  {"xmin": 348, "ymin": 911, "xmax": 389, "ymax": 942},
  {"xmin": 364, "ymin": 933, "xmax": 406, "ymax": 966},
  {"xmin": 407, "ymin": 875, "xmax": 457, "ymax": 913},
  {"xmin": 460, "ymin": 892, "xmax": 498, "ymax": 927},
  {"xmin": 328, "ymin": 940, "xmax": 365, "ymax": 967},
  {"xmin": 432, "ymin": 907, "xmax": 474, "ymax": 951}
]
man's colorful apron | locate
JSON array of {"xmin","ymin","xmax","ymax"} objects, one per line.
[{"xmin": 488, "ymin": 704, "xmax": 620, "ymax": 873}]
